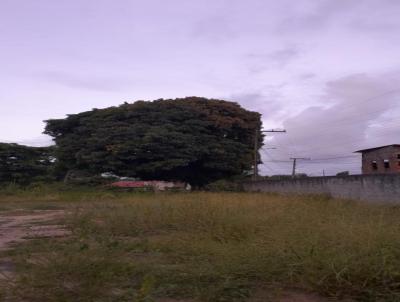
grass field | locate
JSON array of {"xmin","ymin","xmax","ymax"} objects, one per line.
[{"xmin": 1, "ymin": 187, "xmax": 400, "ymax": 301}]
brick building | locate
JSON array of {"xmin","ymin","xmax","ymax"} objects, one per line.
[{"xmin": 355, "ymin": 144, "xmax": 400, "ymax": 174}]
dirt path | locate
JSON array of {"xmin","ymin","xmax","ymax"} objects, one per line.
[
  {"xmin": 0, "ymin": 209, "xmax": 69, "ymax": 282},
  {"xmin": 0, "ymin": 210, "xmax": 68, "ymax": 251}
]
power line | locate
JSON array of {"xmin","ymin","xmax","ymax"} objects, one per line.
[
  {"xmin": 264, "ymin": 89, "xmax": 400, "ymax": 156},
  {"xmin": 254, "ymin": 129, "xmax": 286, "ymax": 180},
  {"xmin": 263, "ymin": 155, "xmax": 360, "ymax": 163},
  {"xmin": 269, "ymin": 125, "xmax": 400, "ymax": 157},
  {"xmin": 307, "ymin": 155, "xmax": 360, "ymax": 161},
  {"xmin": 258, "ymin": 90, "xmax": 400, "ymax": 175}
]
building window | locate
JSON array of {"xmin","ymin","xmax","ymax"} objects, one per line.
[
  {"xmin": 384, "ymin": 159, "xmax": 390, "ymax": 169},
  {"xmin": 372, "ymin": 161, "xmax": 378, "ymax": 170}
]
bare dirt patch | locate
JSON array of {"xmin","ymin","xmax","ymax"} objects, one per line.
[
  {"xmin": 0, "ymin": 209, "xmax": 69, "ymax": 287},
  {"xmin": 0, "ymin": 210, "xmax": 68, "ymax": 251}
]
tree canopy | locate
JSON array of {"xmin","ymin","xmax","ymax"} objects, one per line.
[
  {"xmin": 45, "ymin": 97, "xmax": 262, "ymax": 185},
  {"xmin": 0, "ymin": 143, "xmax": 55, "ymax": 184}
]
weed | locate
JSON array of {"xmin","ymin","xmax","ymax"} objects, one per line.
[{"xmin": 1, "ymin": 191, "xmax": 400, "ymax": 301}]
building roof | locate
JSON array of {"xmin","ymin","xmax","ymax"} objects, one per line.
[{"xmin": 355, "ymin": 144, "xmax": 400, "ymax": 153}]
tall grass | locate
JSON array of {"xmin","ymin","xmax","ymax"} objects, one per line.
[{"xmin": 2, "ymin": 191, "xmax": 400, "ymax": 301}]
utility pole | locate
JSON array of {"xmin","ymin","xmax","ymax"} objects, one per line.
[
  {"xmin": 253, "ymin": 129, "xmax": 259, "ymax": 181},
  {"xmin": 253, "ymin": 129, "xmax": 286, "ymax": 181},
  {"xmin": 290, "ymin": 157, "xmax": 310, "ymax": 178}
]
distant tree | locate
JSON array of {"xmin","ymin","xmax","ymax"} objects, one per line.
[
  {"xmin": 0, "ymin": 143, "xmax": 55, "ymax": 184},
  {"xmin": 336, "ymin": 171, "xmax": 349, "ymax": 177},
  {"xmin": 44, "ymin": 97, "xmax": 262, "ymax": 185}
]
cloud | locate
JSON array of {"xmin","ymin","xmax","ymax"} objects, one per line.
[
  {"xmin": 298, "ymin": 72, "xmax": 316, "ymax": 80},
  {"xmin": 246, "ymin": 46, "xmax": 300, "ymax": 73},
  {"xmin": 39, "ymin": 71, "xmax": 130, "ymax": 91},
  {"xmin": 231, "ymin": 89, "xmax": 286, "ymax": 122},
  {"xmin": 346, "ymin": 0, "xmax": 400, "ymax": 34},
  {"xmin": 191, "ymin": 15, "xmax": 236, "ymax": 42},
  {"xmin": 262, "ymin": 71, "xmax": 400, "ymax": 175},
  {"xmin": 276, "ymin": 0, "xmax": 358, "ymax": 33},
  {"xmin": 268, "ymin": 47, "xmax": 299, "ymax": 66},
  {"xmin": 276, "ymin": 0, "xmax": 400, "ymax": 41}
]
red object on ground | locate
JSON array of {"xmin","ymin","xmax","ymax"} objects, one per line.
[
  {"xmin": 109, "ymin": 181, "xmax": 150, "ymax": 188},
  {"xmin": 109, "ymin": 180, "xmax": 188, "ymax": 191}
]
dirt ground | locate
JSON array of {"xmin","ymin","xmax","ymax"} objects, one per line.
[
  {"xmin": 0, "ymin": 210, "xmax": 68, "ymax": 251},
  {"xmin": 0, "ymin": 209, "xmax": 69, "ymax": 281}
]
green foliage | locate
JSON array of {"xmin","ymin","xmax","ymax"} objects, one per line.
[
  {"xmin": 0, "ymin": 143, "xmax": 55, "ymax": 184},
  {"xmin": 44, "ymin": 97, "xmax": 262, "ymax": 185}
]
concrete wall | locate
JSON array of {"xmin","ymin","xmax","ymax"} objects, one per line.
[{"xmin": 243, "ymin": 174, "xmax": 400, "ymax": 204}]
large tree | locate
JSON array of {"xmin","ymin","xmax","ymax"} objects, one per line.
[
  {"xmin": 44, "ymin": 97, "xmax": 262, "ymax": 185},
  {"xmin": 0, "ymin": 143, "xmax": 55, "ymax": 184}
]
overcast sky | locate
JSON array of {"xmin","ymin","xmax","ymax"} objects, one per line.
[{"xmin": 1, "ymin": 0, "xmax": 400, "ymax": 176}]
